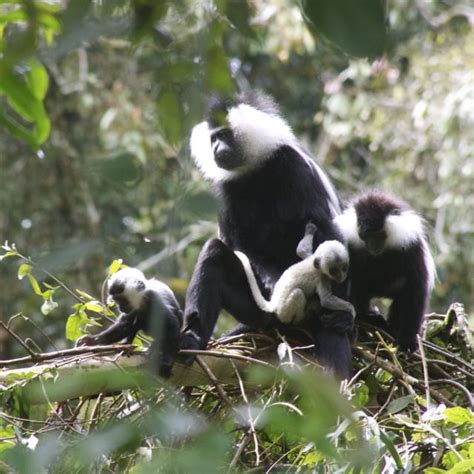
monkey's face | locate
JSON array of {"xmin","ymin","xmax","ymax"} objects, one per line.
[
  {"xmin": 359, "ymin": 228, "xmax": 387, "ymax": 256},
  {"xmin": 210, "ymin": 126, "xmax": 244, "ymax": 171},
  {"xmin": 316, "ymin": 256, "xmax": 349, "ymax": 283},
  {"xmin": 327, "ymin": 261, "xmax": 349, "ymax": 283},
  {"xmin": 108, "ymin": 268, "xmax": 146, "ymax": 313}
]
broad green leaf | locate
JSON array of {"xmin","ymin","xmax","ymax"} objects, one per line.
[
  {"xmin": 157, "ymin": 86, "xmax": 183, "ymax": 147},
  {"xmin": 93, "ymin": 153, "xmax": 142, "ymax": 186},
  {"xmin": 302, "ymin": 0, "xmax": 388, "ymax": 59},
  {"xmin": 0, "ymin": 67, "xmax": 50, "ymax": 147},
  {"xmin": 386, "ymin": 395, "xmax": 413, "ymax": 414},
  {"xmin": 17, "ymin": 263, "xmax": 32, "ymax": 280},
  {"xmin": 206, "ymin": 46, "xmax": 233, "ymax": 94},
  {"xmin": 424, "ymin": 469, "xmax": 447, "ymax": 474},
  {"xmin": 0, "ymin": 108, "xmax": 37, "ymax": 147},
  {"xmin": 444, "ymin": 407, "xmax": 474, "ymax": 425},
  {"xmin": 448, "ymin": 460, "xmax": 474, "ymax": 473},
  {"xmin": 65, "ymin": 311, "xmax": 90, "ymax": 341}
]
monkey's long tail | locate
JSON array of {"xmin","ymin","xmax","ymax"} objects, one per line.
[{"xmin": 234, "ymin": 251, "xmax": 274, "ymax": 313}]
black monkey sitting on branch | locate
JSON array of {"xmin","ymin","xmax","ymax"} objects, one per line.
[
  {"xmin": 334, "ymin": 190, "xmax": 436, "ymax": 351},
  {"xmin": 78, "ymin": 92, "xmax": 354, "ymax": 378}
]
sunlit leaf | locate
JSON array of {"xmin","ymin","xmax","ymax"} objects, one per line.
[
  {"xmin": 26, "ymin": 59, "xmax": 49, "ymax": 100},
  {"xmin": 444, "ymin": 407, "xmax": 474, "ymax": 425},
  {"xmin": 26, "ymin": 273, "xmax": 43, "ymax": 297},
  {"xmin": 108, "ymin": 259, "xmax": 125, "ymax": 276},
  {"xmin": 17, "ymin": 263, "xmax": 32, "ymax": 280},
  {"xmin": 84, "ymin": 301, "xmax": 105, "ymax": 313},
  {"xmin": 65, "ymin": 310, "xmax": 90, "ymax": 341}
]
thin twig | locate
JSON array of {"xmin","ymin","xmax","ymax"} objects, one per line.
[
  {"xmin": 0, "ymin": 344, "xmax": 134, "ymax": 366},
  {"xmin": 195, "ymin": 356, "xmax": 234, "ymax": 410},
  {"xmin": 418, "ymin": 335, "xmax": 431, "ymax": 407},
  {"xmin": 0, "ymin": 321, "xmax": 37, "ymax": 357}
]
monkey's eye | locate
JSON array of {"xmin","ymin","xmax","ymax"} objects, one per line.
[
  {"xmin": 341, "ymin": 264, "xmax": 348, "ymax": 273},
  {"xmin": 210, "ymin": 126, "xmax": 233, "ymax": 143}
]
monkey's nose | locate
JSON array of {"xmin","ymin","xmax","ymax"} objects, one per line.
[{"xmin": 109, "ymin": 281, "xmax": 125, "ymax": 295}]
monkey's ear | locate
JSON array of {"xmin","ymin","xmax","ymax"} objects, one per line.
[{"xmin": 313, "ymin": 257, "xmax": 321, "ymax": 269}]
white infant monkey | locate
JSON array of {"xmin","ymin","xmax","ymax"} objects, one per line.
[{"xmin": 235, "ymin": 223, "xmax": 355, "ymax": 324}]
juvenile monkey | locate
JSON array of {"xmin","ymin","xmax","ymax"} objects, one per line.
[{"xmin": 235, "ymin": 223, "xmax": 355, "ymax": 324}]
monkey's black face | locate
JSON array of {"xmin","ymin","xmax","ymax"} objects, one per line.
[
  {"xmin": 210, "ymin": 126, "xmax": 244, "ymax": 170},
  {"xmin": 359, "ymin": 228, "xmax": 387, "ymax": 256},
  {"xmin": 329, "ymin": 262, "xmax": 349, "ymax": 283}
]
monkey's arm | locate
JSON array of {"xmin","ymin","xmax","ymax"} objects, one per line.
[
  {"xmin": 316, "ymin": 278, "xmax": 356, "ymax": 317},
  {"xmin": 296, "ymin": 223, "xmax": 318, "ymax": 259},
  {"xmin": 76, "ymin": 311, "xmax": 142, "ymax": 346}
]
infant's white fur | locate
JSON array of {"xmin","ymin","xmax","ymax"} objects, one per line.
[{"xmin": 235, "ymin": 240, "xmax": 355, "ymax": 324}]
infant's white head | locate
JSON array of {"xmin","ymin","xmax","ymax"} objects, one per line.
[{"xmin": 313, "ymin": 240, "xmax": 349, "ymax": 283}]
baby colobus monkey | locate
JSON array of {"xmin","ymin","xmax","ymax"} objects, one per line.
[
  {"xmin": 334, "ymin": 191, "xmax": 436, "ymax": 351},
  {"xmin": 235, "ymin": 223, "xmax": 355, "ymax": 324},
  {"xmin": 76, "ymin": 267, "xmax": 183, "ymax": 377}
]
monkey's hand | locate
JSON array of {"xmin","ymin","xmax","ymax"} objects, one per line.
[
  {"xmin": 296, "ymin": 222, "xmax": 318, "ymax": 259},
  {"xmin": 75, "ymin": 335, "xmax": 96, "ymax": 347}
]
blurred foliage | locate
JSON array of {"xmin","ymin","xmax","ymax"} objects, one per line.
[{"xmin": 0, "ymin": 0, "xmax": 473, "ymax": 472}]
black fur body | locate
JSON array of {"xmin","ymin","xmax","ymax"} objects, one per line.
[{"xmin": 336, "ymin": 191, "xmax": 435, "ymax": 351}]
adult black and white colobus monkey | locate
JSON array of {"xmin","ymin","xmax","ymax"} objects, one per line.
[
  {"xmin": 334, "ymin": 191, "xmax": 436, "ymax": 351},
  {"xmin": 78, "ymin": 92, "xmax": 354, "ymax": 378},
  {"xmin": 181, "ymin": 92, "xmax": 354, "ymax": 377}
]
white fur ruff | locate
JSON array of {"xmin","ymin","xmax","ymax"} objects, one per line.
[
  {"xmin": 227, "ymin": 104, "xmax": 296, "ymax": 159},
  {"xmin": 190, "ymin": 103, "xmax": 298, "ymax": 183},
  {"xmin": 385, "ymin": 210, "xmax": 437, "ymax": 289},
  {"xmin": 333, "ymin": 207, "xmax": 364, "ymax": 247},
  {"xmin": 190, "ymin": 121, "xmax": 234, "ymax": 182}
]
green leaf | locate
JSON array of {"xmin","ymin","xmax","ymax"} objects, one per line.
[
  {"xmin": 93, "ymin": 153, "xmax": 142, "ymax": 186},
  {"xmin": 386, "ymin": 395, "xmax": 413, "ymax": 414},
  {"xmin": 444, "ymin": 407, "xmax": 474, "ymax": 426},
  {"xmin": 26, "ymin": 273, "xmax": 43, "ymax": 297},
  {"xmin": 26, "ymin": 59, "xmax": 49, "ymax": 100},
  {"xmin": 65, "ymin": 311, "xmax": 90, "ymax": 341},
  {"xmin": 448, "ymin": 460, "xmax": 474, "ymax": 473},
  {"xmin": 84, "ymin": 301, "xmax": 105, "ymax": 313},
  {"xmin": 76, "ymin": 289, "xmax": 96, "ymax": 300},
  {"xmin": 18, "ymin": 263, "xmax": 32, "ymax": 280},
  {"xmin": 302, "ymin": 0, "xmax": 389, "ymax": 59},
  {"xmin": 206, "ymin": 45, "xmax": 233, "ymax": 94},
  {"xmin": 108, "ymin": 259, "xmax": 125, "ymax": 276},
  {"xmin": 157, "ymin": 85, "xmax": 183, "ymax": 147},
  {"xmin": 424, "ymin": 469, "xmax": 447, "ymax": 474},
  {"xmin": 352, "ymin": 382, "xmax": 369, "ymax": 408},
  {"xmin": 0, "ymin": 67, "xmax": 51, "ymax": 147},
  {"xmin": 0, "ymin": 250, "xmax": 16, "ymax": 261}
]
